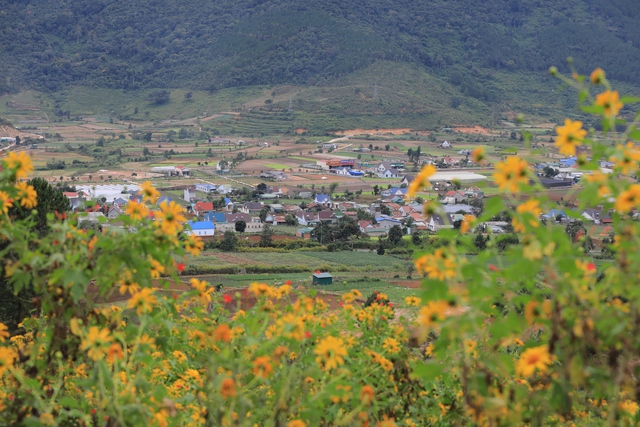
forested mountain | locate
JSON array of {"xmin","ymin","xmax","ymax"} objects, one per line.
[{"xmin": 2, "ymin": 0, "xmax": 639, "ymax": 110}]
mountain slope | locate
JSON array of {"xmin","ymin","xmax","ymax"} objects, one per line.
[{"xmin": 2, "ymin": 0, "xmax": 640, "ymax": 94}]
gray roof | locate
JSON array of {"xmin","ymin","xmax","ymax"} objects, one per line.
[{"xmin": 313, "ymin": 273, "xmax": 333, "ymax": 278}]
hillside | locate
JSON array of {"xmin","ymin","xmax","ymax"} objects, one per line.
[{"xmin": 2, "ymin": 0, "xmax": 640, "ymax": 131}]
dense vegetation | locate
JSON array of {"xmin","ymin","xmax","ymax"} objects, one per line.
[{"xmin": 2, "ymin": 0, "xmax": 640, "ymax": 99}]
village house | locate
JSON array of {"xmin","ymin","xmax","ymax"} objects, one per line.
[
  {"xmin": 193, "ymin": 201, "xmax": 214, "ymax": 217},
  {"xmin": 107, "ymin": 205, "xmax": 122, "ymax": 219},
  {"xmin": 374, "ymin": 215, "xmax": 403, "ymax": 230},
  {"xmin": 185, "ymin": 221, "xmax": 216, "ymax": 238},
  {"xmin": 463, "ymin": 186, "xmax": 485, "ymax": 199},
  {"xmin": 296, "ymin": 211, "xmax": 319, "ymax": 226},
  {"xmin": 241, "ymin": 201, "xmax": 264, "ymax": 214},
  {"xmin": 409, "ymin": 213, "xmax": 427, "ymax": 230},
  {"xmin": 400, "ymin": 175, "xmax": 414, "ymax": 187},
  {"xmin": 582, "ymin": 208, "xmax": 602, "ymax": 224},
  {"xmin": 377, "ymin": 168, "xmax": 401, "ymax": 179},
  {"xmin": 443, "ymin": 204, "xmax": 474, "ymax": 214},
  {"xmin": 425, "ymin": 213, "xmax": 453, "ymax": 232},
  {"xmin": 318, "ymin": 210, "xmax": 337, "ymax": 223},
  {"xmin": 315, "ymin": 194, "xmax": 332, "ymax": 207},
  {"xmin": 443, "ymin": 190, "xmax": 466, "ymax": 204}
]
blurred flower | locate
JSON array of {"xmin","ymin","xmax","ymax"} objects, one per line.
[
  {"xmin": 184, "ymin": 235, "xmax": 204, "ymax": 256},
  {"xmin": 220, "ymin": 378, "xmax": 236, "ymax": 399},
  {"xmin": 0, "ymin": 191, "xmax": 13, "ymax": 214},
  {"xmin": 14, "ymin": 182, "xmax": 37, "ymax": 209},
  {"xmin": 406, "ymin": 164, "xmax": 436, "ymax": 200},
  {"xmin": 615, "ymin": 184, "xmax": 640, "ymax": 212},
  {"xmin": 156, "ymin": 201, "xmax": 186, "ymax": 235},
  {"xmin": 404, "ymin": 296, "xmax": 421, "ymax": 306},
  {"xmin": 555, "ymin": 119, "xmax": 587, "ymax": 156},
  {"xmin": 252, "ymin": 356, "xmax": 273, "ymax": 378},
  {"xmin": 382, "ymin": 337, "xmax": 401, "ymax": 354},
  {"xmin": 418, "ymin": 300, "xmax": 448, "ymax": 328},
  {"xmin": 80, "ymin": 327, "xmax": 112, "ymax": 361},
  {"xmin": 516, "ymin": 345, "xmax": 552, "ymax": 377},
  {"xmin": 314, "ymin": 336, "xmax": 347, "ymax": 370},
  {"xmin": 493, "ymin": 156, "xmax": 529, "ymax": 193},
  {"xmin": 140, "ymin": 181, "xmax": 160, "ymax": 204},
  {"xmin": 360, "ymin": 385, "xmax": 375, "ymax": 405},
  {"xmin": 125, "ymin": 200, "xmax": 149, "ymax": 221},
  {"xmin": 4, "ymin": 152, "xmax": 34, "ymax": 180},
  {"xmin": 590, "ymin": 68, "xmax": 605, "ymax": 84},
  {"xmin": 414, "ymin": 249, "xmax": 456, "ymax": 281},
  {"xmin": 595, "ymin": 90, "xmax": 623, "ymax": 117},
  {"xmin": 472, "ymin": 147, "xmax": 486, "ymax": 164},
  {"xmin": 127, "ymin": 288, "xmax": 157, "ymax": 315}
]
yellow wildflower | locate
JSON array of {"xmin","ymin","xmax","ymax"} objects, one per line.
[
  {"xmin": 314, "ymin": 336, "xmax": 348, "ymax": 370},
  {"xmin": 418, "ymin": 300, "xmax": 448, "ymax": 328},
  {"xmin": 14, "ymin": 182, "xmax": 37, "ymax": 209},
  {"xmin": 472, "ymin": 147, "xmax": 485, "ymax": 164},
  {"xmin": 140, "ymin": 181, "xmax": 160, "ymax": 204},
  {"xmin": 125, "ymin": 200, "xmax": 149, "ymax": 221},
  {"xmin": 595, "ymin": 90, "xmax": 623, "ymax": 117},
  {"xmin": 4, "ymin": 152, "xmax": 34, "ymax": 180},
  {"xmin": 516, "ymin": 345, "xmax": 553, "ymax": 377},
  {"xmin": 0, "ymin": 191, "xmax": 13, "ymax": 214},
  {"xmin": 406, "ymin": 164, "xmax": 436, "ymax": 200},
  {"xmin": 252, "ymin": 356, "xmax": 273, "ymax": 378},
  {"xmin": 127, "ymin": 288, "xmax": 157, "ymax": 315},
  {"xmin": 382, "ymin": 337, "xmax": 401, "ymax": 354},
  {"xmin": 493, "ymin": 156, "xmax": 529, "ymax": 193},
  {"xmin": 615, "ymin": 184, "xmax": 640, "ymax": 213},
  {"xmin": 414, "ymin": 249, "xmax": 456, "ymax": 281},
  {"xmin": 555, "ymin": 119, "xmax": 587, "ymax": 156},
  {"xmin": 80, "ymin": 327, "xmax": 112, "ymax": 361},
  {"xmin": 155, "ymin": 201, "xmax": 186, "ymax": 235},
  {"xmin": 590, "ymin": 68, "xmax": 605, "ymax": 85}
]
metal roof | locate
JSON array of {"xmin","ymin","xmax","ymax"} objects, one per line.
[{"xmin": 312, "ymin": 273, "xmax": 333, "ymax": 278}]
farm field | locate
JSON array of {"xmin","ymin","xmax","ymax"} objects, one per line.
[{"xmin": 186, "ymin": 250, "xmax": 411, "ymax": 272}]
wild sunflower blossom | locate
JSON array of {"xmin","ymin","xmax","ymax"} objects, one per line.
[
  {"xmin": 118, "ymin": 271, "xmax": 141, "ymax": 296},
  {"xmin": 140, "ymin": 181, "xmax": 161, "ymax": 203},
  {"xmin": 14, "ymin": 182, "xmax": 37, "ymax": 209},
  {"xmin": 80, "ymin": 327, "xmax": 113, "ymax": 361},
  {"xmin": 555, "ymin": 119, "xmax": 587, "ymax": 156},
  {"xmin": 184, "ymin": 235, "xmax": 204, "ymax": 256},
  {"xmin": 127, "ymin": 288, "xmax": 158, "ymax": 315},
  {"xmin": 4, "ymin": 152, "xmax": 34, "ymax": 180},
  {"xmin": 615, "ymin": 184, "xmax": 640, "ymax": 213},
  {"xmin": 155, "ymin": 201, "xmax": 186, "ymax": 235},
  {"xmin": 590, "ymin": 68, "xmax": 605, "ymax": 85},
  {"xmin": 516, "ymin": 345, "xmax": 553, "ymax": 377},
  {"xmin": 493, "ymin": 156, "xmax": 529, "ymax": 193},
  {"xmin": 252, "ymin": 356, "xmax": 273, "ymax": 378},
  {"xmin": 418, "ymin": 300, "xmax": 449, "ymax": 328},
  {"xmin": 512, "ymin": 199, "xmax": 542, "ymax": 232},
  {"xmin": 414, "ymin": 248, "xmax": 456, "ymax": 281},
  {"xmin": 610, "ymin": 142, "xmax": 640, "ymax": 175},
  {"xmin": 149, "ymin": 257, "xmax": 165, "ymax": 279},
  {"xmin": 595, "ymin": 90, "xmax": 623, "ymax": 117},
  {"xmin": 406, "ymin": 164, "xmax": 436, "ymax": 200},
  {"xmin": 314, "ymin": 336, "xmax": 348, "ymax": 370},
  {"xmin": 125, "ymin": 200, "xmax": 149, "ymax": 221},
  {"xmin": 460, "ymin": 214, "xmax": 475, "ymax": 234},
  {"xmin": 0, "ymin": 191, "xmax": 13, "ymax": 214},
  {"xmin": 472, "ymin": 147, "xmax": 486, "ymax": 164}
]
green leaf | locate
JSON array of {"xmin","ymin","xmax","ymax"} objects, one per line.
[
  {"xmin": 58, "ymin": 396, "xmax": 79, "ymax": 409},
  {"xmin": 480, "ymin": 197, "xmax": 505, "ymax": 221},
  {"xmin": 628, "ymin": 129, "xmax": 640, "ymax": 141},
  {"xmin": 550, "ymin": 381, "xmax": 572, "ymax": 416},
  {"xmin": 412, "ymin": 360, "xmax": 444, "ymax": 380},
  {"xmin": 620, "ymin": 96, "xmax": 640, "ymax": 104},
  {"xmin": 421, "ymin": 279, "xmax": 448, "ymax": 301}
]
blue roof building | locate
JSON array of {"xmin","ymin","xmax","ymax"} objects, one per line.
[
  {"xmin": 203, "ymin": 212, "xmax": 227, "ymax": 223},
  {"xmin": 156, "ymin": 196, "xmax": 172, "ymax": 205},
  {"xmin": 186, "ymin": 221, "xmax": 216, "ymax": 236},
  {"xmin": 315, "ymin": 194, "xmax": 331, "ymax": 204}
]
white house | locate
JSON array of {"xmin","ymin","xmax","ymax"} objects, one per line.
[
  {"xmin": 441, "ymin": 141, "xmax": 451, "ymax": 149},
  {"xmin": 377, "ymin": 168, "xmax": 401, "ymax": 179},
  {"xmin": 195, "ymin": 183, "xmax": 216, "ymax": 193},
  {"xmin": 186, "ymin": 221, "xmax": 216, "ymax": 237}
]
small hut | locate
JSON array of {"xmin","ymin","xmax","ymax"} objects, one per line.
[{"xmin": 312, "ymin": 272, "xmax": 333, "ymax": 285}]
